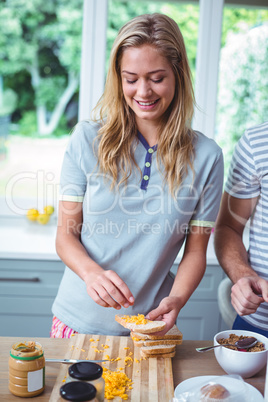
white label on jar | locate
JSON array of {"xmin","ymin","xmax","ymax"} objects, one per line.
[{"xmin": 28, "ymin": 368, "xmax": 44, "ymax": 392}]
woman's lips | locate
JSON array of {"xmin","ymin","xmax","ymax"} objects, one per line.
[{"xmin": 134, "ymin": 98, "xmax": 160, "ymax": 109}]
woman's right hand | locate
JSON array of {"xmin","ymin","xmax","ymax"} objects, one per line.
[
  {"xmin": 84, "ymin": 268, "xmax": 135, "ymax": 309},
  {"xmin": 56, "ymin": 200, "xmax": 134, "ymax": 310}
]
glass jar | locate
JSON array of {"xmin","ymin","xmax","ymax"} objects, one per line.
[
  {"xmin": 66, "ymin": 362, "xmax": 104, "ymax": 402},
  {"xmin": 60, "ymin": 382, "xmax": 98, "ymax": 401},
  {"xmin": 9, "ymin": 341, "xmax": 45, "ymax": 397}
]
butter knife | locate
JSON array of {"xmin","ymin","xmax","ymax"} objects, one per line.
[{"xmin": 46, "ymin": 358, "xmax": 108, "ymax": 364}]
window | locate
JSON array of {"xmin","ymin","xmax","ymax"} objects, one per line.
[
  {"xmin": 216, "ymin": 5, "xmax": 268, "ymax": 177},
  {"xmin": 2, "ymin": 0, "xmax": 267, "ymax": 217},
  {"xmin": 0, "ymin": 0, "xmax": 83, "ymax": 215},
  {"xmin": 107, "ymin": 0, "xmax": 199, "ymax": 81}
]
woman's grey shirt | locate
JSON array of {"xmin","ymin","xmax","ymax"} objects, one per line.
[{"xmin": 52, "ymin": 121, "xmax": 223, "ymax": 335}]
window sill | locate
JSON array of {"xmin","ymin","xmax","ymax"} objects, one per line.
[{"xmin": 0, "ymin": 216, "xmax": 60, "ymax": 260}]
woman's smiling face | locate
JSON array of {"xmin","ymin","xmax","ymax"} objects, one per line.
[{"xmin": 121, "ymin": 44, "xmax": 176, "ymax": 129}]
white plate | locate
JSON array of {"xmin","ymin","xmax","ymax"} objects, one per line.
[{"xmin": 174, "ymin": 375, "xmax": 264, "ymax": 401}]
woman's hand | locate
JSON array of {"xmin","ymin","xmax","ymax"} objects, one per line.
[
  {"xmin": 56, "ymin": 200, "xmax": 134, "ymax": 310},
  {"xmin": 146, "ymin": 226, "xmax": 212, "ymax": 335},
  {"xmin": 84, "ymin": 268, "xmax": 135, "ymax": 310},
  {"xmin": 145, "ymin": 296, "xmax": 181, "ymax": 335}
]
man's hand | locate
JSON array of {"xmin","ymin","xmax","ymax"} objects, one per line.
[{"xmin": 231, "ymin": 276, "xmax": 268, "ymax": 315}]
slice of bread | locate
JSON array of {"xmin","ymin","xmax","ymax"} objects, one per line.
[
  {"xmin": 140, "ymin": 344, "xmax": 176, "ymax": 356},
  {"xmin": 140, "ymin": 350, "xmax": 176, "ymax": 359},
  {"xmin": 115, "ymin": 314, "xmax": 166, "ymax": 334},
  {"xmin": 133, "ymin": 338, "xmax": 182, "ymax": 347},
  {"xmin": 115, "ymin": 314, "xmax": 181, "ymax": 360},
  {"xmin": 132, "ymin": 324, "xmax": 182, "ymax": 340}
]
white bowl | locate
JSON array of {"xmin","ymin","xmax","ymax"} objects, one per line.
[{"xmin": 214, "ymin": 329, "xmax": 268, "ymax": 378}]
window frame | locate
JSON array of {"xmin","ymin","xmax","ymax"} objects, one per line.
[{"xmin": 1, "ymin": 0, "xmax": 267, "ymax": 217}]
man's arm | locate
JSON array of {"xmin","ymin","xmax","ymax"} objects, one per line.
[
  {"xmin": 214, "ymin": 191, "xmax": 258, "ymax": 281},
  {"xmin": 214, "ymin": 191, "xmax": 268, "ymax": 315}
]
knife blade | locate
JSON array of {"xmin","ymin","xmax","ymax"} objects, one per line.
[{"xmin": 46, "ymin": 358, "xmax": 108, "ymax": 364}]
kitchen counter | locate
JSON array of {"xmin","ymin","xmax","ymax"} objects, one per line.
[
  {"xmin": 0, "ymin": 216, "xmax": 59, "ymax": 260},
  {"xmin": 0, "ymin": 336, "xmax": 265, "ymax": 400}
]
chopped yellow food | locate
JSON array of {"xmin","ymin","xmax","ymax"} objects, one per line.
[
  {"xmin": 89, "ymin": 338, "xmax": 95, "ymax": 342},
  {"xmin": 132, "ymin": 337, "xmax": 140, "ymax": 342},
  {"xmin": 124, "ymin": 347, "xmax": 130, "ymax": 350},
  {"xmin": 121, "ymin": 314, "xmax": 148, "ymax": 325},
  {"xmin": 81, "ymin": 349, "xmax": 86, "ymax": 352},
  {"xmin": 102, "ymin": 367, "xmax": 133, "ymax": 400},
  {"xmin": 134, "ymin": 358, "xmax": 140, "ymax": 363},
  {"xmin": 101, "ymin": 344, "xmax": 110, "ymax": 349},
  {"xmin": 124, "ymin": 356, "xmax": 133, "ymax": 366}
]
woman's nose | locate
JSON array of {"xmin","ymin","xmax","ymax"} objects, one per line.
[{"xmin": 137, "ymin": 79, "xmax": 152, "ymax": 98}]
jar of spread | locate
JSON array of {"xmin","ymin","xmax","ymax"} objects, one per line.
[
  {"xmin": 9, "ymin": 341, "xmax": 45, "ymax": 397},
  {"xmin": 60, "ymin": 381, "xmax": 98, "ymax": 401},
  {"xmin": 66, "ymin": 362, "xmax": 104, "ymax": 401}
]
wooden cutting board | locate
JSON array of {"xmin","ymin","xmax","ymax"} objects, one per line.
[{"xmin": 49, "ymin": 333, "xmax": 174, "ymax": 401}]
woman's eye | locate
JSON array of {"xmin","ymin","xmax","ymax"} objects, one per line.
[
  {"xmin": 126, "ymin": 79, "xmax": 137, "ymax": 84},
  {"xmin": 152, "ymin": 78, "xmax": 163, "ymax": 83}
]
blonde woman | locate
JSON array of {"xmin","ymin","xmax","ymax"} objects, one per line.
[{"xmin": 51, "ymin": 13, "xmax": 223, "ymax": 337}]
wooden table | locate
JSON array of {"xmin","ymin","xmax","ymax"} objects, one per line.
[{"xmin": 0, "ymin": 337, "xmax": 266, "ymax": 400}]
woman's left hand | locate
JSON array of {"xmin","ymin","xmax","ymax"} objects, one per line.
[
  {"xmin": 146, "ymin": 226, "xmax": 211, "ymax": 336},
  {"xmin": 145, "ymin": 296, "xmax": 181, "ymax": 336}
]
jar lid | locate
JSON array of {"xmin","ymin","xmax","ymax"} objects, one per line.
[
  {"xmin": 60, "ymin": 381, "xmax": 96, "ymax": 401},
  {"xmin": 68, "ymin": 362, "xmax": 103, "ymax": 381}
]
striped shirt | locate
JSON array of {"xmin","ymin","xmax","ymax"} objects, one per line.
[{"xmin": 225, "ymin": 121, "xmax": 268, "ymax": 330}]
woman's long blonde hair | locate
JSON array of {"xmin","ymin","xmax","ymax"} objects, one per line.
[{"xmin": 92, "ymin": 13, "xmax": 196, "ymax": 195}]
